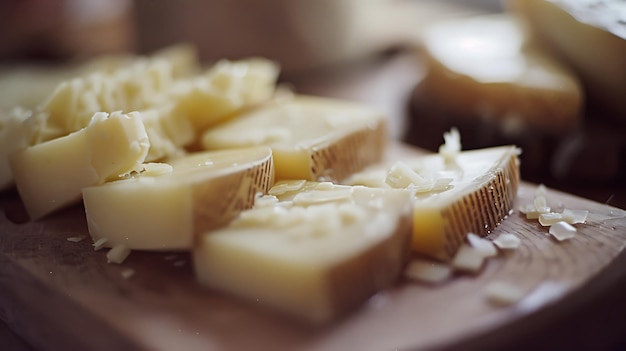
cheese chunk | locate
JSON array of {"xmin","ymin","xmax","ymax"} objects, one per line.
[
  {"xmin": 193, "ymin": 181, "xmax": 412, "ymax": 324},
  {"xmin": 510, "ymin": 0, "xmax": 626, "ymax": 120},
  {"xmin": 173, "ymin": 58, "xmax": 279, "ymax": 132},
  {"xmin": 202, "ymin": 95, "xmax": 387, "ymax": 182},
  {"xmin": 10, "ymin": 111, "xmax": 149, "ymax": 220},
  {"xmin": 346, "ymin": 146, "xmax": 520, "ymax": 260},
  {"xmin": 419, "ymin": 14, "xmax": 582, "ymax": 134},
  {"xmin": 82, "ymin": 147, "xmax": 274, "ymax": 250}
]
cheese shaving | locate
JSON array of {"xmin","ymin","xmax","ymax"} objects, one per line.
[
  {"xmin": 485, "ymin": 281, "xmax": 526, "ymax": 306},
  {"xmin": 404, "ymin": 259, "xmax": 452, "ymax": 284},
  {"xmin": 92, "ymin": 237, "xmax": 109, "ymax": 251},
  {"xmin": 66, "ymin": 236, "xmax": 86, "ymax": 243},
  {"xmin": 466, "ymin": 232, "xmax": 497, "ymax": 257},
  {"xmin": 106, "ymin": 244, "xmax": 131, "ymax": 264},
  {"xmin": 451, "ymin": 244, "xmax": 485, "ymax": 273},
  {"xmin": 548, "ymin": 221, "xmax": 577, "ymax": 241},
  {"xmin": 493, "ymin": 233, "xmax": 521, "ymax": 250}
]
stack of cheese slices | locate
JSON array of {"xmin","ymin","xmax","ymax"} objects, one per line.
[{"xmin": 0, "ymin": 44, "xmax": 520, "ymax": 324}]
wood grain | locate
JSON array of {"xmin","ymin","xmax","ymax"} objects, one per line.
[{"xmin": 1, "ymin": 145, "xmax": 625, "ymax": 351}]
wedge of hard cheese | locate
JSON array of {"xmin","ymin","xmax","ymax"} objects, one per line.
[
  {"xmin": 202, "ymin": 95, "xmax": 387, "ymax": 182},
  {"xmin": 509, "ymin": 0, "xmax": 626, "ymax": 121},
  {"xmin": 346, "ymin": 145, "xmax": 520, "ymax": 260},
  {"xmin": 193, "ymin": 181, "xmax": 412, "ymax": 324},
  {"xmin": 419, "ymin": 14, "xmax": 583, "ymax": 134},
  {"xmin": 83, "ymin": 147, "xmax": 274, "ymax": 251},
  {"xmin": 10, "ymin": 111, "xmax": 150, "ymax": 220}
]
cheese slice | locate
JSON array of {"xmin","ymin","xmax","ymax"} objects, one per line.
[
  {"xmin": 509, "ymin": 0, "xmax": 626, "ymax": 120},
  {"xmin": 193, "ymin": 181, "xmax": 412, "ymax": 324},
  {"xmin": 10, "ymin": 111, "xmax": 149, "ymax": 220},
  {"xmin": 202, "ymin": 95, "xmax": 387, "ymax": 182},
  {"xmin": 345, "ymin": 145, "xmax": 520, "ymax": 260},
  {"xmin": 419, "ymin": 14, "xmax": 582, "ymax": 134},
  {"xmin": 82, "ymin": 147, "xmax": 274, "ymax": 251}
]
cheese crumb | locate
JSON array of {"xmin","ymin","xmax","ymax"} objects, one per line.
[
  {"xmin": 485, "ymin": 281, "xmax": 526, "ymax": 306},
  {"xmin": 466, "ymin": 232, "xmax": 497, "ymax": 257},
  {"xmin": 451, "ymin": 244, "xmax": 485, "ymax": 273},
  {"xmin": 493, "ymin": 233, "xmax": 521, "ymax": 250},
  {"xmin": 549, "ymin": 221, "xmax": 577, "ymax": 241},
  {"xmin": 121, "ymin": 268, "xmax": 135, "ymax": 279},
  {"xmin": 107, "ymin": 244, "xmax": 131, "ymax": 264},
  {"xmin": 66, "ymin": 236, "xmax": 86, "ymax": 243},
  {"xmin": 92, "ymin": 237, "xmax": 109, "ymax": 251},
  {"xmin": 404, "ymin": 259, "xmax": 452, "ymax": 284}
]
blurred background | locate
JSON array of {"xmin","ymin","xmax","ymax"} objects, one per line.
[{"xmin": 0, "ymin": 0, "xmax": 624, "ymax": 209}]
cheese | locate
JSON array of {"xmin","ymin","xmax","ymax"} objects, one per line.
[
  {"xmin": 510, "ymin": 0, "xmax": 626, "ymax": 119},
  {"xmin": 202, "ymin": 95, "xmax": 387, "ymax": 182},
  {"xmin": 193, "ymin": 181, "xmax": 412, "ymax": 324},
  {"xmin": 10, "ymin": 111, "xmax": 150, "ymax": 220},
  {"xmin": 346, "ymin": 145, "xmax": 520, "ymax": 260},
  {"xmin": 0, "ymin": 108, "xmax": 46, "ymax": 190},
  {"xmin": 419, "ymin": 14, "xmax": 582, "ymax": 134},
  {"xmin": 82, "ymin": 147, "xmax": 274, "ymax": 251},
  {"xmin": 173, "ymin": 58, "xmax": 279, "ymax": 132}
]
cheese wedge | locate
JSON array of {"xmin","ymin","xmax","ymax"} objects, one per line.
[
  {"xmin": 509, "ymin": 0, "xmax": 626, "ymax": 120},
  {"xmin": 193, "ymin": 181, "xmax": 412, "ymax": 324},
  {"xmin": 419, "ymin": 14, "xmax": 582, "ymax": 134},
  {"xmin": 202, "ymin": 95, "xmax": 387, "ymax": 182},
  {"xmin": 346, "ymin": 145, "xmax": 520, "ymax": 260},
  {"xmin": 10, "ymin": 111, "xmax": 150, "ymax": 220},
  {"xmin": 82, "ymin": 147, "xmax": 274, "ymax": 251},
  {"xmin": 173, "ymin": 58, "xmax": 280, "ymax": 133}
]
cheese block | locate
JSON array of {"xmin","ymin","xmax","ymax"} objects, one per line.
[
  {"xmin": 202, "ymin": 95, "xmax": 387, "ymax": 182},
  {"xmin": 173, "ymin": 58, "xmax": 280, "ymax": 133},
  {"xmin": 10, "ymin": 111, "xmax": 150, "ymax": 220},
  {"xmin": 193, "ymin": 181, "xmax": 412, "ymax": 324},
  {"xmin": 509, "ymin": 0, "xmax": 626, "ymax": 121},
  {"xmin": 419, "ymin": 14, "xmax": 583, "ymax": 134},
  {"xmin": 345, "ymin": 145, "xmax": 520, "ymax": 260},
  {"xmin": 82, "ymin": 147, "xmax": 274, "ymax": 251}
]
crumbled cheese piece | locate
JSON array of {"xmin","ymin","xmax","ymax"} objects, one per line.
[
  {"xmin": 493, "ymin": 233, "xmax": 521, "ymax": 250},
  {"xmin": 92, "ymin": 237, "xmax": 109, "ymax": 251},
  {"xmin": 385, "ymin": 161, "xmax": 427, "ymax": 189},
  {"xmin": 107, "ymin": 244, "xmax": 131, "ymax": 264},
  {"xmin": 438, "ymin": 127, "xmax": 461, "ymax": 163},
  {"xmin": 467, "ymin": 232, "xmax": 497, "ymax": 257},
  {"xmin": 404, "ymin": 259, "xmax": 452, "ymax": 284},
  {"xmin": 66, "ymin": 236, "xmax": 86, "ymax": 243},
  {"xmin": 538, "ymin": 212, "xmax": 564, "ymax": 226},
  {"xmin": 485, "ymin": 281, "xmax": 526, "ymax": 306},
  {"xmin": 121, "ymin": 268, "xmax": 135, "ymax": 279},
  {"xmin": 562, "ymin": 209, "xmax": 588, "ymax": 224},
  {"xmin": 548, "ymin": 221, "xmax": 577, "ymax": 241},
  {"xmin": 451, "ymin": 244, "xmax": 485, "ymax": 273}
]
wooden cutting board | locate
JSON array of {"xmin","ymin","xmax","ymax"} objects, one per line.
[{"xmin": 1, "ymin": 144, "xmax": 625, "ymax": 351}]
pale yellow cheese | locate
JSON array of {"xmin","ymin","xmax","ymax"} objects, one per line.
[
  {"xmin": 420, "ymin": 14, "xmax": 583, "ymax": 133},
  {"xmin": 202, "ymin": 95, "xmax": 387, "ymax": 182},
  {"xmin": 346, "ymin": 145, "xmax": 521, "ymax": 260},
  {"xmin": 173, "ymin": 58, "xmax": 280, "ymax": 132},
  {"xmin": 193, "ymin": 181, "xmax": 412, "ymax": 324},
  {"xmin": 510, "ymin": 0, "xmax": 626, "ymax": 119},
  {"xmin": 10, "ymin": 111, "xmax": 150, "ymax": 220},
  {"xmin": 82, "ymin": 147, "xmax": 274, "ymax": 250}
]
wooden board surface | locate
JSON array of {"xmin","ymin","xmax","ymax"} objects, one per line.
[{"xmin": 1, "ymin": 144, "xmax": 626, "ymax": 351}]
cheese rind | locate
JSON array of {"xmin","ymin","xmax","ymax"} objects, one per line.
[
  {"xmin": 83, "ymin": 147, "xmax": 274, "ymax": 250},
  {"xmin": 346, "ymin": 145, "xmax": 521, "ymax": 260},
  {"xmin": 10, "ymin": 111, "xmax": 149, "ymax": 220},
  {"xmin": 193, "ymin": 181, "xmax": 412, "ymax": 324},
  {"xmin": 202, "ymin": 95, "xmax": 387, "ymax": 182}
]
